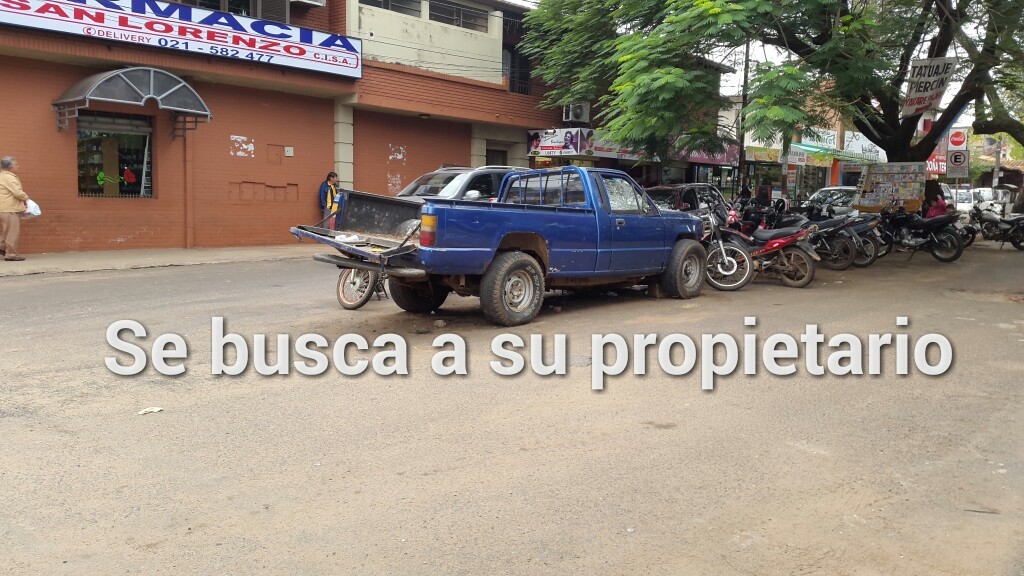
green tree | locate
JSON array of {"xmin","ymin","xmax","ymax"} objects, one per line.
[{"xmin": 522, "ymin": 0, "xmax": 1024, "ymax": 162}]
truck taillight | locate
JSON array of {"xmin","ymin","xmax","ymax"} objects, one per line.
[{"xmin": 420, "ymin": 214, "xmax": 437, "ymax": 246}]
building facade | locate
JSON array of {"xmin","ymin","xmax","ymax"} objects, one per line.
[{"xmin": 0, "ymin": 0, "xmax": 559, "ymax": 252}]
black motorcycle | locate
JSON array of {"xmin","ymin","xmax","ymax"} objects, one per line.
[
  {"xmin": 970, "ymin": 205, "xmax": 1024, "ymax": 250},
  {"xmin": 877, "ymin": 204, "xmax": 964, "ymax": 262},
  {"xmin": 697, "ymin": 191, "xmax": 754, "ymax": 291},
  {"xmin": 763, "ymin": 203, "xmax": 858, "ymax": 271}
]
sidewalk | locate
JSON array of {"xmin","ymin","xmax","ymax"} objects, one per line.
[{"xmin": 0, "ymin": 243, "xmax": 324, "ymax": 278}]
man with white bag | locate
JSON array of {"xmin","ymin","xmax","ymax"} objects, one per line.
[{"xmin": 0, "ymin": 156, "xmax": 31, "ymax": 261}]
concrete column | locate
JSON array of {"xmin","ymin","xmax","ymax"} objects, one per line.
[
  {"xmin": 470, "ymin": 135, "xmax": 487, "ymax": 167},
  {"xmin": 471, "ymin": 124, "xmax": 532, "ymax": 168},
  {"xmin": 334, "ymin": 100, "xmax": 354, "ymax": 189},
  {"xmin": 508, "ymin": 142, "xmax": 528, "ymax": 167},
  {"xmin": 488, "ymin": 11, "xmax": 502, "ymax": 39}
]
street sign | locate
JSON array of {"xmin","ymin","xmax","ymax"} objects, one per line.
[
  {"xmin": 947, "ymin": 150, "xmax": 969, "ymax": 179},
  {"xmin": 948, "ymin": 129, "xmax": 968, "ymax": 150}
]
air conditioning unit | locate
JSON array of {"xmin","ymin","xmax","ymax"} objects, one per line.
[
  {"xmin": 562, "ymin": 102, "xmax": 591, "ymax": 123},
  {"xmin": 290, "ymin": 0, "xmax": 326, "ymax": 6}
]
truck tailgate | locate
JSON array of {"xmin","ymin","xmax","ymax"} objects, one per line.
[{"xmin": 290, "ymin": 225, "xmax": 426, "ymax": 279}]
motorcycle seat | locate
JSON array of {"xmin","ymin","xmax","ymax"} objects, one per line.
[
  {"xmin": 909, "ymin": 214, "xmax": 954, "ymax": 230},
  {"xmin": 1001, "ymin": 215, "xmax": 1024, "ymax": 225},
  {"xmin": 811, "ymin": 217, "xmax": 847, "ymax": 231},
  {"xmin": 752, "ymin": 227, "xmax": 803, "ymax": 242}
]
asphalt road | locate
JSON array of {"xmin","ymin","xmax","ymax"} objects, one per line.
[{"xmin": 1, "ymin": 242, "xmax": 1022, "ymax": 575}]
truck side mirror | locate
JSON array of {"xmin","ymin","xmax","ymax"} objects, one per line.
[
  {"xmin": 465, "ymin": 190, "xmax": 482, "ymax": 201},
  {"xmin": 678, "ymin": 202, "xmax": 691, "ymax": 211}
]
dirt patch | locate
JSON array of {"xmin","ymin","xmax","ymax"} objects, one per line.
[{"xmin": 944, "ymin": 289, "xmax": 1024, "ymax": 304}]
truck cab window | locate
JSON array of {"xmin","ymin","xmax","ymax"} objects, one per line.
[
  {"xmin": 603, "ymin": 175, "xmax": 649, "ymax": 214},
  {"xmin": 563, "ymin": 174, "xmax": 587, "ymax": 206}
]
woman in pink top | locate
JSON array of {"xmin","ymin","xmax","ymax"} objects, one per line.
[{"xmin": 926, "ymin": 193, "xmax": 948, "ymax": 218}]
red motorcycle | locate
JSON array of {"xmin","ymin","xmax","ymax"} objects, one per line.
[{"xmin": 724, "ymin": 201, "xmax": 820, "ymax": 287}]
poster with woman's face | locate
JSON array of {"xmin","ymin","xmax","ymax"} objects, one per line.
[
  {"xmin": 562, "ymin": 131, "xmax": 578, "ymax": 152},
  {"xmin": 528, "ymin": 131, "xmax": 542, "ymax": 154}
]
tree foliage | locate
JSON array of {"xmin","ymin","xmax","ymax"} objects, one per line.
[{"xmin": 522, "ymin": 0, "xmax": 1024, "ymax": 162}]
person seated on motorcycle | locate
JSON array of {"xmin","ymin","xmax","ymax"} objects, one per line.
[{"xmin": 925, "ymin": 194, "xmax": 948, "ymax": 218}]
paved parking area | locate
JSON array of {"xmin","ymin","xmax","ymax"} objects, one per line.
[{"xmin": 1, "ymin": 241, "xmax": 1022, "ymax": 574}]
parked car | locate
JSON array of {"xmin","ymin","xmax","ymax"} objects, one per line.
[
  {"xmin": 954, "ymin": 189, "xmax": 976, "ymax": 213},
  {"xmin": 801, "ymin": 186, "xmax": 859, "ymax": 216},
  {"xmin": 643, "ymin": 183, "xmax": 721, "ymax": 212},
  {"xmin": 972, "ymin": 187, "xmax": 1010, "ymax": 215},
  {"xmin": 396, "ymin": 165, "xmax": 527, "ymax": 203}
]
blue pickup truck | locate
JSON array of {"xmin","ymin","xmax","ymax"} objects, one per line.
[{"xmin": 291, "ymin": 166, "xmax": 706, "ymax": 326}]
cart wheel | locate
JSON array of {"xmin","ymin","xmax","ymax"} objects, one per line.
[{"xmin": 337, "ymin": 268, "xmax": 380, "ymax": 310}]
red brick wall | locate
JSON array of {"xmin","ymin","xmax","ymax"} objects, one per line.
[
  {"xmin": 188, "ymin": 82, "xmax": 333, "ymax": 247},
  {"xmin": 359, "ymin": 61, "xmax": 563, "ymax": 129},
  {"xmin": 289, "ymin": 4, "xmax": 330, "ymax": 33},
  {"xmin": 353, "ymin": 110, "xmax": 471, "ymax": 196},
  {"xmin": 0, "ymin": 57, "xmax": 332, "ymax": 252},
  {"xmin": 0, "ymin": 58, "xmax": 188, "ymax": 253},
  {"xmin": 330, "ymin": 0, "xmax": 348, "ymax": 36}
]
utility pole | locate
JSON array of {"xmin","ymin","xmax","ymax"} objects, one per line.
[{"xmin": 736, "ymin": 36, "xmax": 750, "ymax": 197}]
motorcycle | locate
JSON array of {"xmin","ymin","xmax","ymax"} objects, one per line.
[
  {"xmin": 725, "ymin": 212, "xmax": 820, "ymax": 288},
  {"xmin": 762, "ymin": 203, "xmax": 858, "ymax": 271},
  {"xmin": 877, "ymin": 203, "xmax": 964, "ymax": 262},
  {"xmin": 846, "ymin": 215, "xmax": 882, "ymax": 267},
  {"xmin": 696, "ymin": 192, "xmax": 754, "ymax": 291},
  {"xmin": 970, "ymin": 205, "xmax": 1024, "ymax": 249}
]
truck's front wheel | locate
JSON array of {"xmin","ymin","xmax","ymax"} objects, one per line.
[
  {"xmin": 661, "ymin": 240, "xmax": 706, "ymax": 298},
  {"xmin": 480, "ymin": 251, "xmax": 545, "ymax": 326},
  {"xmin": 388, "ymin": 280, "xmax": 449, "ymax": 313}
]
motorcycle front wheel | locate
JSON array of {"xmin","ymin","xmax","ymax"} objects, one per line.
[
  {"xmin": 705, "ymin": 241, "xmax": 753, "ymax": 291},
  {"xmin": 929, "ymin": 229, "xmax": 964, "ymax": 263},
  {"xmin": 818, "ymin": 235, "xmax": 857, "ymax": 270},
  {"xmin": 337, "ymin": 268, "xmax": 381, "ymax": 310},
  {"xmin": 777, "ymin": 246, "xmax": 816, "ymax": 288},
  {"xmin": 853, "ymin": 235, "xmax": 880, "ymax": 268},
  {"xmin": 1010, "ymin": 228, "xmax": 1024, "ymax": 251},
  {"xmin": 876, "ymin": 233, "xmax": 894, "ymax": 258}
]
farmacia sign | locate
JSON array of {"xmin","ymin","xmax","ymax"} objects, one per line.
[{"xmin": 0, "ymin": 0, "xmax": 362, "ymax": 78}]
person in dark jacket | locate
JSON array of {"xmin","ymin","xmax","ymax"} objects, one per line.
[
  {"xmin": 737, "ymin": 177, "xmax": 753, "ymax": 202},
  {"xmin": 319, "ymin": 172, "xmax": 339, "ymax": 223}
]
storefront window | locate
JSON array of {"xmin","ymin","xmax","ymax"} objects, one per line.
[
  {"xmin": 751, "ymin": 163, "xmax": 783, "ymax": 193},
  {"xmin": 77, "ymin": 114, "xmax": 153, "ymax": 198},
  {"xmin": 178, "ymin": 0, "xmax": 254, "ymax": 17}
]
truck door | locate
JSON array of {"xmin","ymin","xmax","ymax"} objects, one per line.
[{"xmin": 600, "ymin": 174, "xmax": 666, "ymax": 273}]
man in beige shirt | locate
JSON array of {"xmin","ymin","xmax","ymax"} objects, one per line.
[{"xmin": 0, "ymin": 156, "xmax": 31, "ymax": 261}]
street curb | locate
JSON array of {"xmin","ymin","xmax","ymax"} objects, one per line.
[{"xmin": 0, "ymin": 246, "xmax": 322, "ymax": 279}]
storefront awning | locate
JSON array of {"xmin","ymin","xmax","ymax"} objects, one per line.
[
  {"xmin": 791, "ymin": 142, "xmax": 880, "ymax": 163},
  {"xmin": 53, "ymin": 67, "xmax": 211, "ymax": 136}
]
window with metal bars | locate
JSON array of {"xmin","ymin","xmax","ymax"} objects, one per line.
[
  {"xmin": 173, "ymin": 0, "xmax": 288, "ymax": 23},
  {"xmin": 429, "ymin": 0, "xmax": 488, "ymax": 32},
  {"xmin": 359, "ymin": 0, "xmax": 422, "ymax": 18}
]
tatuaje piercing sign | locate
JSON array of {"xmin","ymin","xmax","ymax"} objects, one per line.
[{"xmin": 0, "ymin": 0, "xmax": 362, "ymax": 77}]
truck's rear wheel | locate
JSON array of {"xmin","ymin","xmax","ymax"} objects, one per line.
[
  {"xmin": 388, "ymin": 280, "xmax": 449, "ymax": 313},
  {"xmin": 661, "ymin": 240, "xmax": 706, "ymax": 298},
  {"xmin": 480, "ymin": 251, "xmax": 545, "ymax": 326}
]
